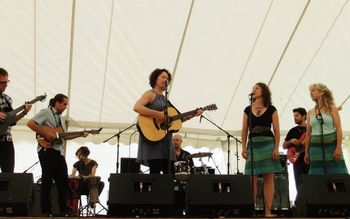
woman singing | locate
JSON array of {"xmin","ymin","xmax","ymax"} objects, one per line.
[
  {"xmin": 241, "ymin": 82, "xmax": 282, "ymax": 217},
  {"xmin": 304, "ymin": 83, "xmax": 348, "ymax": 175}
]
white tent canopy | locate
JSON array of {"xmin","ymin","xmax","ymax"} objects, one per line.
[{"xmin": 1, "ymin": 0, "xmax": 349, "ymax": 142}]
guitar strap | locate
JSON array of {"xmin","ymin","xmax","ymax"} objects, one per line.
[
  {"xmin": 167, "ymin": 100, "xmax": 181, "ymax": 114},
  {"xmin": 50, "ymin": 107, "xmax": 62, "ymax": 128}
]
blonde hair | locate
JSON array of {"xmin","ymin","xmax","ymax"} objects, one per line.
[{"xmin": 309, "ymin": 83, "xmax": 334, "ymax": 113}]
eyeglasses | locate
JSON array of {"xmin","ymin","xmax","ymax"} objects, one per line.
[{"xmin": 0, "ymin": 80, "xmax": 10, "ymax": 84}]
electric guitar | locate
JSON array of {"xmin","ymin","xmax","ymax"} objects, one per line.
[
  {"xmin": 287, "ymin": 132, "xmax": 306, "ymax": 164},
  {"xmin": 137, "ymin": 104, "xmax": 217, "ymax": 142},
  {"xmin": 0, "ymin": 94, "xmax": 47, "ymax": 135},
  {"xmin": 37, "ymin": 126, "xmax": 102, "ymax": 148}
]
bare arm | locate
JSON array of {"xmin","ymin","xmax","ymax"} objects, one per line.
[
  {"xmin": 70, "ymin": 167, "xmax": 78, "ymax": 176},
  {"xmin": 331, "ymin": 105, "xmax": 343, "ymax": 161},
  {"xmin": 15, "ymin": 104, "xmax": 32, "ymax": 122},
  {"xmin": 272, "ymin": 110, "xmax": 280, "ymax": 159},
  {"xmin": 91, "ymin": 165, "xmax": 97, "ymax": 176},
  {"xmin": 27, "ymin": 119, "xmax": 55, "ymax": 141},
  {"xmin": 134, "ymin": 91, "xmax": 164, "ymax": 121},
  {"xmin": 241, "ymin": 112, "xmax": 249, "ymax": 159},
  {"xmin": 304, "ymin": 110, "xmax": 312, "ymax": 163}
]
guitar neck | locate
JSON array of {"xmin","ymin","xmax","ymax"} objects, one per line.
[
  {"xmin": 59, "ymin": 131, "xmax": 85, "ymax": 139},
  {"xmin": 170, "ymin": 109, "xmax": 198, "ymax": 121},
  {"xmin": 8, "ymin": 98, "xmax": 43, "ymax": 117}
]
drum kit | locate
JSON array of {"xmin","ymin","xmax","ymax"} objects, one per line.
[{"xmin": 174, "ymin": 152, "xmax": 213, "ymax": 182}]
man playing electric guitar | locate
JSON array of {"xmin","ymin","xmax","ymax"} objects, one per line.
[
  {"xmin": 283, "ymin": 107, "xmax": 309, "ymax": 195},
  {"xmin": 27, "ymin": 94, "xmax": 89, "ymax": 216},
  {"xmin": 0, "ymin": 68, "xmax": 32, "ymax": 173}
]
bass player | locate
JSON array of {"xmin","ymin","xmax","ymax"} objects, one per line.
[
  {"xmin": 282, "ymin": 107, "xmax": 309, "ymax": 195},
  {"xmin": 27, "ymin": 94, "xmax": 88, "ymax": 216}
]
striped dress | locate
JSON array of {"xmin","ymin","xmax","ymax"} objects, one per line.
[
  {"xmin": 244, "ymin": 105, "xmax": 282, "ymax": 175},
  {"xmin": 309, "ymin": 113, "xmax": 348, "ymax": 175}
]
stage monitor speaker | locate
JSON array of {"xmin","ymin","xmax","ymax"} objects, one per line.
[
  {"xmin": 256, "ymin": 172, "xmax": 290, "ymax": 212},
  {"xmin": 186, "ymin": 174, "xmax": 254, "ymax": 217},
  {"xmin": 295, "ymin": 174, "xmax": 350, "ymax": 217},
  {"xmin": 120, "ymin": 158, "xmax": 140, "ymax": 173},
  {"xmin": 107, "ymin": 173, "xmax": 174, "ymax": 216},
  {"xmin": 0, "ymin": 173, "xmax": 33, "ymax": 216},
  {"xmin": 30, "ymin": 183, "xmax": 59, "ymax": 216}
]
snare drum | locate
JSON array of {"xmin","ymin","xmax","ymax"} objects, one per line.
[{"xmin": 174, "ymin": 161, "xmax": 190, "ymax": 181}]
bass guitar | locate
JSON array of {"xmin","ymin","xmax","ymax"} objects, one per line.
[
  {"xmin": 0, "ymin": 94, "xmax": 47, "ymax": 135},
  {"xmin": 287, "ymin": 132, "xmax": 306, "ymax": 164},
  {"xmin": 37, "ymin": 126, "xmax": 102, "ymax": 148},
  {"xmin": 137, "ymin": 104, "xmax": 217, "ymax": 142}
]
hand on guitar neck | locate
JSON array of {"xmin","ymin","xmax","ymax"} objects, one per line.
[{"xmin": 36, "ymin": 126, "xmax": 102, "ymax": 148}]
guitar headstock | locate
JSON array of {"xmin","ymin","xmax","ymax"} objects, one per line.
[
  {"xmin": 90, "ymin": 128, "xmax": 102, "ymax": 135},
  {"xmin": 203, "ymin": 104, "xmax": 217, "ymax": 111},
  {"xmin": 36, "ymin": 93, "xmax": 47, "ymax": 102}
]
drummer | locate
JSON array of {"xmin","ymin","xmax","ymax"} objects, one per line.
[
  {"xmin": 70, "ymin": 146, "xmax": 104, "ymax": 196},
  {"xmin": 173, "ymin": 134, "xmax": 194, "ymax": 168}
]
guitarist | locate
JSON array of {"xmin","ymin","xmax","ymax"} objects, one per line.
[
  {"xmin": 27, "ymin": 94, "xmax": 88, "ymax": 216},
  {"xmin": 134, "ymin": 68, "xmax": 202, "ymax": 174},
  {"xmin": 0, "ymin": 68, "xmax": 32, "ymax": 173},
  {"xmin": 282, "ymin": 107, "xmax": 309, "ymax": 194}
]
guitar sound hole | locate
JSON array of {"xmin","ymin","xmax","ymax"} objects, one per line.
[{"xmin": 160, "ymin": 122, "xmax": 170, "ymax": 130}]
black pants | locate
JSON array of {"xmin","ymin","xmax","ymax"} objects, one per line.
[
  {"xmin": 80, "ymin": 180, "xmax": 105, "ymax": 197},
  {"xmin": 0, "ymin": 141, "xmax": 14, "ymax": 172},
  {"xmin": 148, "ymin": 159, "xmax": 174, "ymax": 174},
  {"xmin": 293, "ymin": 153, "xmax": 309, "ymax": 192},
  {"xmin": 38, "ymin": 148, "xmax": 69, "ymax": 214}
]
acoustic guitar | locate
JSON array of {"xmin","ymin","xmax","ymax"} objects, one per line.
[
  {"xmin": 287, "ymin": 132, "xmax": 306, "ymax": 164},
  {"xmin": 37, "ymin": 126, "xmax": 102, "ymax": 148},
  {"xmin": 0, "ymin": 94, "xmax": 47, "ymax": 135},
  {"xmin": 137, "ymin": 104, "xmax": 217, "ymax": 142}
]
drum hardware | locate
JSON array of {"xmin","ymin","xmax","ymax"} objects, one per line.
[
  {"xmin": 186, "ymin": 152, "xmax": 212, "ymax": 159},
  {"xmin": 68, "ymin": 176, "xmax": 108, "ymax": 217}
]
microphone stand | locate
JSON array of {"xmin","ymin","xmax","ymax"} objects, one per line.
[
  {"xmin": 164, "ymin": 81, "xmax": 172, "ymax": 174},
  {"xmin": 103, "ymin": 123, "xmax": 136, "ymax": 173},
  {"xmin": 248, "ymin": 94, "xmax": 255, "ymax": 215},
  {"xmin": 200, "ymin": 115, "xmax": 242, "ymax": 175},
  {"xmin": 316, "ymin": 111, "xmax": 326, "ymax": 175},
  {"xmin": 209, "ymin": 154, "xmax": 222, "ymax": 175},
  {"xmin": 22, "ymin": 161, "xmax": 39, "ymax": 173}
]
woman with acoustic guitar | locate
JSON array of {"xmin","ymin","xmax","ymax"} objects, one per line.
[
  {"xmin": 304, "ymin": 83, "xmax": 348, "ymax": 175},
  {"xmin": 134, "ymin": 68, "xmax": 202, "ymax": 174}
]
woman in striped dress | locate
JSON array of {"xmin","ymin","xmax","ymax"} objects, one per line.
[
  {"xmin": 304, "ymin": 83, "xmax": 348, "ymax": 175},
  {"xmin": 241, "ymin": 82, "xmax": 282, "ymax": 217}
]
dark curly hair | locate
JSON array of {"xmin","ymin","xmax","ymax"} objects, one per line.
[
  {"xmin": 0, "ymin": 67, "xmax": 9, "ymax": 76},
  {"xmin": 75, "ymin": 146, "xmax": 90, "ymax": 157},
  {"xmin": 256, "ymin": 82, "xmax": 272, "ymax": 107},
  {"xmin": 149, "ymin": 68, "xmax": 171, "ymax": 88}
]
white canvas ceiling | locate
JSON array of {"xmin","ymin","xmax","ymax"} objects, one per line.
[{"xmin": 1, "ymin": 0, "xmax": 350, "ymax": 141}]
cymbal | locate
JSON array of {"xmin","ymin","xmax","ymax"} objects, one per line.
[{"xmin": 187, "ymin": 152, "xmax": 212, "ymax": 158}]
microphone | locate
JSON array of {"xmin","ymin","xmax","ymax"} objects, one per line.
[
  {"xmin": 317, "ymin": 111, "xmax": 324, "ymax": 124},
  {"xmin": 199, "ymin": 115, "xmax": 203, "ymax": 123},
  {"xmin": 248, "ymin": 92, "xmax": 255, "ymax": 96},
  {"xmin": 164, "ymin": 80, "xmax": 169, "ymax": 87}
]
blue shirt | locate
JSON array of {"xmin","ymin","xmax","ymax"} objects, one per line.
[{"xmin": 32, "ymin": 107, "xmax": 66, "ymax": 155}]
